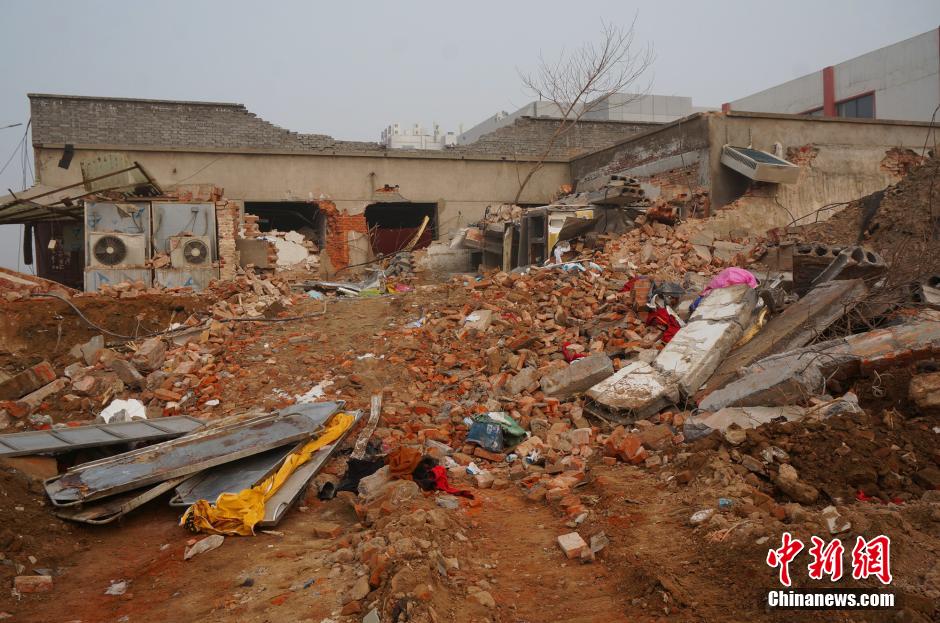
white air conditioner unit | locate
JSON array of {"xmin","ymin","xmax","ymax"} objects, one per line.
[
  {"xmin": 169, "ymin": 236, "xmax": 213, "ymax": 268},
  {"xmin": 720, "ymin": 145, "xmax": 801, "ymax": 184},
  {"xmin": 88, "ymin": 233, "xmax": 147, "ymax": 268}
]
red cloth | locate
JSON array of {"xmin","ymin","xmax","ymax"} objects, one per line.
[
  {"xmin": 561, "ymin": 342, "xmax": 588, "ymax": 363},
  {"xmin": 619, "ymin": 277, "xmax": 638, "ymax": 293},
  {"xmin": 645, "ymin": 307, "xmax": 682, "ymax": 344},
  {"xmin": 431, "ymin": 465, "xmax": 474, "ymax": 498}
]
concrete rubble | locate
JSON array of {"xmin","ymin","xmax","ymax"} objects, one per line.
[
  {"xmin": 1, "ymin": 156, "xmax": 940, "ymax": 623},
  {"xmin": 703, "ymin": 278, "xmax": 868, "ymax": 394},
  {"xmin": 701, "ymin": 313, "xmax": 940, "ymax": 410},
  {"xmin": 588, "ymin": 283, "xmax": 757, "ymax": 418}
]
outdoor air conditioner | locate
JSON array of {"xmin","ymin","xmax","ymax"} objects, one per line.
[
  {"xmin": 720, "ymin": 145, "xmax": 801, "ymax": 184},
  {"xmin": 88, "ymin": 232, "xmax": 147, "ymax": 268},
  {"xmin": 169, "ymin": 235, "xmax": 213, "ymax": 268}
]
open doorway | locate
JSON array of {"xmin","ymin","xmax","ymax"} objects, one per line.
[
  {"xmin": 243, "ymin": 201, "xmax": 325, "ymax": 247},
  {"xmin": 364, "ymin": 202, "xmax": 437, "ymax": 255}
]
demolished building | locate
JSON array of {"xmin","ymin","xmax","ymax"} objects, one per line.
[{"xmin": 1, "ymin": 93, "xmax": 935, "ymax": 294}]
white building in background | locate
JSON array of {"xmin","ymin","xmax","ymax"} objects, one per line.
[
  {"xmin": 457, "ymin": 94, "xmax": 711, "ymax": 145},
  {"xmin": 726, "ymin": 28, "xmax": 940, "ymax": 121},
  {"xmin": 381, "ymin": 122, "xmax": 457, "ymax": 150}
]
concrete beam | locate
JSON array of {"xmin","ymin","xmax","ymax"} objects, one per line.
[
  {"xmin": 586, "ymin": 361, "xmax": 679, "ymax": 418},
  {"xmin": 540, "ymin": 354, "xmax": 614, "ymax": 399},
  {"xmin": 588, "ymin": 284, "xmax": 757, "ymax": 418},
  {"xmin": 703, "ymin": 279, "xmax": 867, "ymax": 395},
  {"xmin": 701, "ymin": 314, "xmax": 940, "ymax": 410}
]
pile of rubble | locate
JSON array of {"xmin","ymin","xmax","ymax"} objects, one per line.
[
  {"xmin": 0, "ymin": 267, "xmax": 78, "ymax": 301},
  {"xmin": 798, "ymin": 155, "xmax": 940, "ymax": 279},
  {"xmin": 259, "ymin": 229, "xmax": 321, "ymax": 272},
  {"xmin": 2, "ymin": 161, "xmax": 940, "ymax": 621},
  {"xmin": 206, "ymin": 269, "xmax": 301, "ymax": 319},
  {"xmin": 598, "ymin": 214, "xmax": 764, "ymax": 281},
  {"xmin": 0, "ymin": 268, "xmax": 306, "ymax": 431}
]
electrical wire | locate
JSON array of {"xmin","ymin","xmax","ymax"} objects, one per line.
[{"xmin": 0, "ymin": 120, "xmax": 29, "ymax": 178}]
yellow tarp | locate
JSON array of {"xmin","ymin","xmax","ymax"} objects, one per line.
[{"xmin": 181, "ymin": 412, "xmax": 355, "ymax": 536}]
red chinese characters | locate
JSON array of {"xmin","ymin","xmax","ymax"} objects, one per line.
[
  {"xmin": 851, "ymin": 535, "xmax": 892, "ymax": 585},
  {"xmin": 766, "ymin": 532, "xmax": 804, "ymax": 587},
  {"xmin": 807, "ymin": 537, "xmax": 845, "ymax": 581}
]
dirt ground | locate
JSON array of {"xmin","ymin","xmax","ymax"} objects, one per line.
[{"xmin": 1, "ymin": 280, "xmax": 938, "ymax": 621}]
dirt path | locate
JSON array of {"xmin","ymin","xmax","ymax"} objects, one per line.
[
  {"xmin": 470, "ymin": 487, "xmax": 631, "ymax": 623},
  {"xmin": 469, "ymin": 465, "xmax": 752, "ymax": 623}
]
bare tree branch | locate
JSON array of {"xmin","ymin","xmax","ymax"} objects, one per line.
[{"xmin": 513, "ymin": 16, "xmax": 654, "ymax": 204}]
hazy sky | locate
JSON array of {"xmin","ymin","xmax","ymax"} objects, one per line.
[{"xmin": 1, "ymin": 0, "xmax": 938, "ymax": 271}]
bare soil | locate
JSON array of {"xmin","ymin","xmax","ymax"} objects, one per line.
[{"xmin": 0, "ymin": 285, "xmax": 937, "ymax": 622}]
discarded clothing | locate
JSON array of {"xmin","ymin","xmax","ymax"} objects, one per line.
[
  {"xmin": 645, "ymin": 307, "xmax": 682, "ymax": 343},
  {"xmin": 411, "ymin": 457, "xmax": 473, "ymax": 498},
  {"xmin": 412, "ymin": 455, "xmax": 441, "ymax": 491},
  {"xmin": 701, "ymin": 267, "xmax": 758, "ymax": 297},
  {"xmin": 319, "ymin": 456, "xmax": 385, "ymax": 500},
  {"xmin": 388, "ymin": 445, "xmax": 423, "ymax": 480},
  {"xmin": 561, "ymin": 342, "xmax": 588, "ymax": 363},
  {"xmin": 466, "ymin": 412, "xmax": 526, "ymax": 452},
  {"xmin": 181, "ymin": 412, "xmax": 355, "ymax": 536},
  {"xmin": 430, "ymin": 465, "xmax": 473, "ymax": 498}
]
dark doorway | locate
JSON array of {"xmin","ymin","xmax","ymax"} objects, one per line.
[
  {"xmin": 364, "ymin": 202, "xmax": 437, "ymax": 255},
  {"xmin": 244, "ymin": 202, "xmax": 324, "ymax": 247},
  {"xmin": 33, "ymin": 221, "xmax": 84, "ymax": 289}
]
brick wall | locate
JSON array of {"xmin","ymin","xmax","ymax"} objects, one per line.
[
  {"xmin": 215, "ymin": 200, "xmax": 241, "ymax": 280},
  {"xmin": 646, "ymin": 163, "xmax": 707, "ymax": 204},
  {"xmin": 880, "ymin": 147, "xmax": 925, "ymax": 178},
  {"xmin": 29, "ymin": 94, "xmax": 375, "ymax": 152},
  {"xmin": 29, "ymin": 94, "xmax": 657, "ymax": 161},
  {"xmin": 462, "ymin": 117, "xmax": 658, "ymax": 158},
  {"xmin": 786, "ymin": 144, "xmax": 820, "ymax": 167},
  {"xmin": 319, "ymin": 201, "xmax": 368, "ymax": 271}
]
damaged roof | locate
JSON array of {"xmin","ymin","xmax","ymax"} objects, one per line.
[
  {"xmin": 29, "ymin": 93, "xmax": 374, "ymax": 153},
  {"xmin": 28, "ymin": 93, "xmax": 654, "ymax": 161}
]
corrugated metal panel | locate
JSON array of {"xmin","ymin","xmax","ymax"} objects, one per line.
[
  {"xmin": 44, "ymin": 402, "xmax": 342, "ymax": 506},
  {"xmin": 0, "ymin": 415, "xmax": 204, "ymax": 457}
]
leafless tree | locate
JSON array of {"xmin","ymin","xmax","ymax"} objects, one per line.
[{"xmin": 513, "ymin": 17, "xmax": 654, "ymax": 204}]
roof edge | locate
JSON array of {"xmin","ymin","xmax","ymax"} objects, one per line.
[
  {"xmin": 571, "ymin": 112, "xmax": 710, "ymax": 163},
  {"xmin": 28, "ymin": 93, "xmax": 246, "ymax": 108},
  {"xmin": 725, "ymin": 109, "xmax": 939, "ymax": 127},
  {"xmin": 31, "ymin": 142, "xmax": 573, "ymax": 164}
]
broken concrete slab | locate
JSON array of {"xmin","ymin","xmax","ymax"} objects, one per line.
[
  {"xmin": 79, "ymin": 335, "xmax": 105, "ymax": 366},
  {"xmin": 704, "ymin": 279, "xmax": 867, "ymax": 394},
  {"xmin": 701, "ymin": 316, "xmax": 940, "ymax": 410},
  {"xmin": 689, "ymin": 283, "xmax": 757, "ymax": 324},
  {"xmin": 540, "ymin": 354, "xmax": 614, "ymax": 398},
  {"xmin": 588, "ymin": 285, "xmax": 757, "ymax": 419},
  {"xmin": 657, "ymin": 285, "xmax": 756, "ymax": 395},
  {"xmin": 587, "ymin": 361, "xmax": 679, "ymax": 419},
  {"xmin": 919, "ymin": 282, "xmax": 940, "ymax": 310},
  {"xmin": 657, "ymin": 321, "xmax": 739, "ymax": 396},
  {"xmin": 14, "ymin": 378, "xmax": 68, "ymax": 414},
  {"xmin": 507, "ymin": 366, "xmax": 539, "ymax": 395},
  {"xmin": 462, "ymin": 309, "xmax": 493, "ymax": 332},
  {"xmin": 691, "ymin": 405, "xmax": 806, "ymax": 433},
  {"xmin": 0, "ymin": 361, "xmax": 56, "ymax": 401}
]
